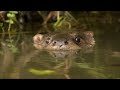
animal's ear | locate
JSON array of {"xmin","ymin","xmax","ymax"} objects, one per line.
[
  {"xmin": 33, "ymin": 34, "xmax": 44, "ymax": 43},
  {"xmin": 83, "ymin": 31, "xmax": 94, "ymax": 37},
  {"xmin": 83, "ymin": 31, "xmax": 95, "ymax": 46}
]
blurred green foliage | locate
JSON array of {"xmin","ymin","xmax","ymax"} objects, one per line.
[{"xmin": 0, "ymin": 11, "xmax": 120, "ymax": 33}]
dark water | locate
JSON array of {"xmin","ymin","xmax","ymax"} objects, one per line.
[{"xmin": 0, "ymin": 25, "xmax": 120, "ymax": 79}]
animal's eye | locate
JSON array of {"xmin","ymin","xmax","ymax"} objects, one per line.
[{"xmin": 75, "ymin": 37, "xmax": 81, "ymax": 43}]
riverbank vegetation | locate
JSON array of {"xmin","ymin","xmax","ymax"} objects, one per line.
[{"xmin": 0, "ymin": 11, "xmax": 120, "ymax": 34}]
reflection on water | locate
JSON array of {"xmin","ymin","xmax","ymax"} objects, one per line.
[{"xmin": 0, "ymin": 29, "xmax": 120, "ymax": 79}]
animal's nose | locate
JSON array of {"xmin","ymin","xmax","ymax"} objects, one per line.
[{"xmin": 52, "ymin": 40, "xmax": 69, "ymax": 47}]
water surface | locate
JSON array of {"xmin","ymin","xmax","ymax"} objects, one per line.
[{"xmin": 0, "ymin": 24, "xmax": 120, "ymax": 79}]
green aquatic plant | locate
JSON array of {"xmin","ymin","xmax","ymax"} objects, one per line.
[
  {"xmin": 52, "ymin": 11, "xmax": 78, "ymax": 30},
  {"xmin": 29, "ymin": 68, "xmax": 57, "ymax": 75},
  {"xmin": 54, "ymin": 16, "xmax": 65, "ymax": 27},
  {"xmin": 5, "ymin": 11, "xmax": 18, "ymax": 32}
]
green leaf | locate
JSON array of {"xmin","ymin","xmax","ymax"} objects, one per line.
[
  {"xmin": 5, "ymin": 19, "xmax": 14, "ymax": 24},
  {"xmin": 5, "ymin": 20, "xmax": 10, "ymax": 23},
  {"xmin": 29, "ymin": 69, "xmax": 56, "ymax": 75},
  {"xmin": 7, "ymin": 13, "xmax": 12, "ymax": 18},
  {"xmin": 7, "ymin": 13, "xmax": 15, "ymax": 18},
  {"xmin": 9, "ymin": 11, "xmax": 18, "ymax": 14},
  {"xmin": 54, "ymin": 16, "xmax": 65, "ymax": 27},
  {"xmin": 9, "ymin": 20, "xmax": 14, "ymax": 24}
]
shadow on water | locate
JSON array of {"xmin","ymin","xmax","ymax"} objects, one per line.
[{"xmin": 0, "ymin": 24, "xmax": 120, "ymax": 79}]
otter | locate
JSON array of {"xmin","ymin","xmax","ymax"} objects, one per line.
[{"xmin": 33, "ymin": 31, "xmax": 95, "ymax": 50}]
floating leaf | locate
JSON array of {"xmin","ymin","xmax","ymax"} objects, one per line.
[{"xmin": 29, "ymin": 69, "xmax": 56, "ymax": 75}]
